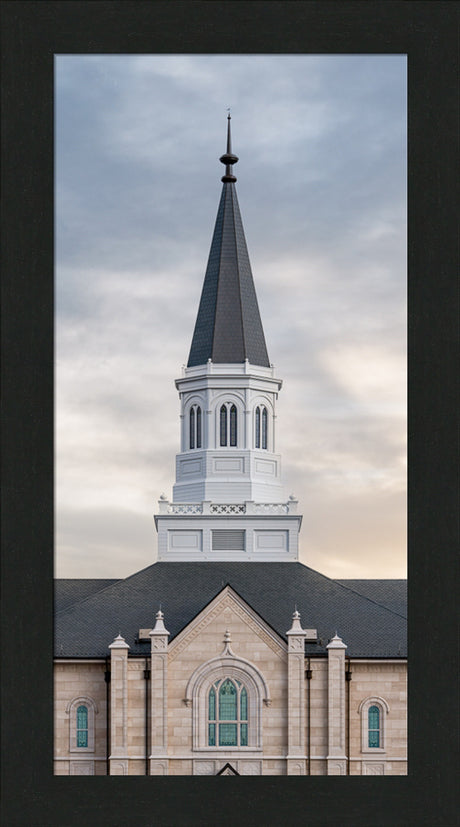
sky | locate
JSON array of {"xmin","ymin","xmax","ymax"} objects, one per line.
[{"xmin": 55, "ymin": 54, "xmax": 406, "ymax": 580}]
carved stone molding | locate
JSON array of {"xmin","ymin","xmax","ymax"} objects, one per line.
[{"xmin": 169, "ymin": 589, "xmax": 286, "ymax": 662}]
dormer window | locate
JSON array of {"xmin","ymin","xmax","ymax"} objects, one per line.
[
  {"xmin": 255, "ymin": 406, "xmax": 268, "ymax": 450},
  {"xmin": 189, "ymin": 405, "xmax": 202, "ymax": 449},
  {"xmin": 220, "ymin": 404, "xmax": 237, "ymax": 447}
]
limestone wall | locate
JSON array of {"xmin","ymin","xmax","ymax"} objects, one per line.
[
  {"xmin": 54, "ymin": 643, "xmax": 406, "ymax": 775},
  {"xmin": 348, "ymin": 660, "xmax": 407, "ymax": 776},
  {"xmin": 54, "ymin": 661, "xmax": 108, "ymax": 776}
]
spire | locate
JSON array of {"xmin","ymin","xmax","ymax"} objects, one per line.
[
  {"xmin": 187, "ymin": 116, "xmax": 270, "ymax": 368},
  {"xmin": 219, "ymin": 112, "xmax": 238, "ymax": 182}
]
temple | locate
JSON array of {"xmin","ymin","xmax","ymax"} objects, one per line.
[{"xmin": 54, "ymin": 117, "xmax": 407, "ymax": 776}]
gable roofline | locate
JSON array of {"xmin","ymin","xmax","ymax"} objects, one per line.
[{"xmin": 168, "ymin": 582, "xmax": 287, "ymax": 655}]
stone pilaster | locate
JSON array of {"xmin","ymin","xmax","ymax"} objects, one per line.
[
  {"xmin": 326, "ymin": 632, "xmax": 347, "ymax": 775},
  {"xmin": 149, "ymin": 610, "xmax": 170, "ymax": 775},
  {"xmin": 108, "ymin": 633, "xmax": 130, "ymax": 775},
  {"xmin": 286, "ymin": 610, "xmax": 307, "ymax": 775}
]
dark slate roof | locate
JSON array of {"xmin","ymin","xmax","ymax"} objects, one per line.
[
  {"xmin": 336, "ymin": 579, "xmax": 407, "ymax": 618},
  {"xmin": 54, "ymin": 562, "xmax": 406, "ymax": 660},
  {"xmin": 187, "ymin": 181, "xmax": 270, "ymax": 368},
  {"xmin": 54, "ymin": 579, "xmax": 121, "ymax": 613}
]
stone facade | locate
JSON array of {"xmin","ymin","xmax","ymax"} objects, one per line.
[{"xmin": 54, "ymin": 589, "xmax": 406, "ymax": 776}]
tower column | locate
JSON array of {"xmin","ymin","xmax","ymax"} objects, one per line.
[
  {"xmin": 286, "ymin": 610, "xmax": 307, "ymax": 775},
  {"xmin": 108, "ymin": 633, "xmax": 130, "ymax": 775},
  {"xmin": 149, "ymin": 610, "xmax": 170, "ymax": 775},
  {"xmin": 326, "ymin": 633, "xmax": 348, "ymax": 775}
]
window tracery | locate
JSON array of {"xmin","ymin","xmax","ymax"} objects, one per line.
[{"xmin": 208, "ymin": 678, "xmax": 248, "ymax": 746}]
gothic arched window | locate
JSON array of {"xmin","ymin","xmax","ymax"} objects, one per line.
[
  {"xmin": 189, "ymin": 405, "xmax": 202, "ymax": 450},
  {"xmin": 230, "ymin": 405, "xmax": 237, "ymax": 447},
  {"xmin": 220, "ymin": 404, "xmax": 237, "ymax": 447},
  {"xmin": 220, "ymin": 405, "xmax": 227, "ymax": 446},
  {"xmin": 196, "ymin": 406, "xmax": 202, "ymax": 448},
  {"xmin": 261, "ymin": 406, "xmax": 268, "ymax": 449},
  {"xmin": 189, "ymin": 407, "xmax": 195, "ymax": 449},
  {"xmin": 255, "ymin": 406, "xmax": 268, "ymax": 449},
  {"xmin": 208, "ymin": 678, "xmax": 248, "ymax": 747}
]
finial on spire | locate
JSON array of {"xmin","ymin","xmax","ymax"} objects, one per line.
[{"xmin": 220, "ymin": 112, "xmax": 238, "ymax": 182}]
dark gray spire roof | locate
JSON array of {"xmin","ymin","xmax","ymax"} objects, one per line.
[{"xmin": 187, "ymin": 117, "xmax": 270, "ymax": 368}]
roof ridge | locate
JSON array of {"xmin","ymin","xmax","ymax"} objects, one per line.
[
  {"xmin": 332, "ymin": 579, "xmax": 407, "ymax": 620},
  {"xmin": 210, "ymin": 184, "xmax": 226, "ymax": 359},
  {"xmin": 54, "ymin": 563, "xmax": 158, "ymax": 616},
  {"xmin": 231, "ymin": 184, "xmax": 246, "ymax": 359}
]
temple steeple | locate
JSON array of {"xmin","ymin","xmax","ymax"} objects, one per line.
[
  {"xmin": 154, "ymin": 119, "xmax": 302, "ymax": 562},
  {"xmin": 187, "ymin": 116, "xmax": 270, "ymax": 368}
]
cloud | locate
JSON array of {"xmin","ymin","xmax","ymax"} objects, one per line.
[{"xmin": 55, "ymin": 54, "xmax": 406, "ymax": 578}]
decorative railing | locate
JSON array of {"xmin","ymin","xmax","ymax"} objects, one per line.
[
  {"xmin": 253, "ymin": 502, "xmax": 290, "ymax": 514},
  {"xmin": 158, "ymin": 499, "xmax": 298, "ymax": 515},
  {"xmin": 166, "ymin": 503, "xmax": 203, "ymax": 514},
  {"xmin": 210, "ymin": 503, "xmax": 246, "ymax": 514}
]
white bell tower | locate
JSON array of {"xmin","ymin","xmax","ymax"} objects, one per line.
[{"xmin": 155, "ymin": 116, "xmax": 302, "ymax": 561}]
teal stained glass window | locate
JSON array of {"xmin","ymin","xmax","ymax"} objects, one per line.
[
  {"xmin": 255, "ymin": 407, "xmax": 261, "ymax": 448},
  {"xmin": 209, "ymin": 687, "xmax": 216, "ymax": 720},
  {"xmin": 207, "ymin": 678, "xmax": 249, "ymax": 747},
  {"xmin": 368, "ymin": 705, "xmax": 380, "ymax": 748},
  {"xmin": 219, "ymin": 723, "xmax": 237, "ymax": 746},
  {"xmin": 240, "ymin": 687, "xmax": 247, "ymax": 720},
  {"xmin": 76, "ymin": 705, "xmax": 88, "ymax": 748},
  {"xmin": 240, "ymin": 723, "xmax": 248, "ymax": 746},
  {"xmin": 219, "ymin": 680, "xmax": 237, "ymax": 720},
  {"xmin": 208, "ymin": 723, "xmax": 216, "ymax": 746}
]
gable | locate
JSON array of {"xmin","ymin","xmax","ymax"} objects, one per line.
[{"xmin": 168, "ymin": 585, "xmax": 286, "ymax": 664}]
